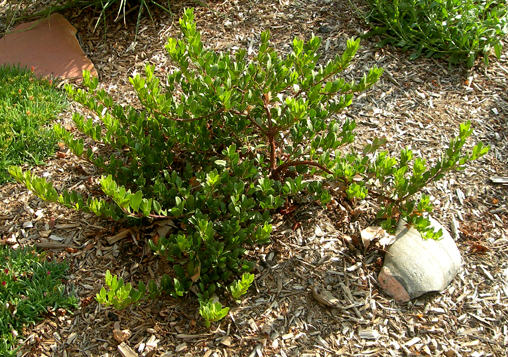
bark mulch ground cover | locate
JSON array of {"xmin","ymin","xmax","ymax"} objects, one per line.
[{"xmin": 1, "ymin": 0, "xmax": 507, "ymax": 356}]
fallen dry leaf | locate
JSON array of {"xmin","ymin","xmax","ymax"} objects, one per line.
[
  {"xmin": 113, "ymin": 329, "xmax": 132, "ymax": 343},
  {"xmin": 361, "ymin": 226, "xmax": 396, "ymax": 249},
  {"xmin": 360, "ymin": 226, "xmax": 384, "ymax": 249}
]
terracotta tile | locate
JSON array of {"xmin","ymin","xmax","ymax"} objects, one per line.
[{"xmin": 0, "ymin": 13, "xmax": 97, "ymax": 79}]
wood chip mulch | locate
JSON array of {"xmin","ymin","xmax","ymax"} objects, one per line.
[{"xmin": 1, "ymin": 0, "xmax": 507, "ymax": 356}]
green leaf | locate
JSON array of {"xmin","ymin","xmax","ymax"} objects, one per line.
[
  {"xmin": 467, "ymin": 54, "xmax": 475, "ymax": 68},
  {"xmin": 174, "ymin": 265, "xmax": 186, "ymax": 279},
  {"xmin": 494, "ymin": 43, "xmax": 502, "ymax": 59},
  {"xmin": 130, "ymin": 190, "xmax": 143, "ymax": 212},
  {"xmin": 199, "ymin": 298, "xmax": 230, "ymax": 328}
]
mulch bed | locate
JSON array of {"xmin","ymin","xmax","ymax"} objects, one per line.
[{"xmin": 1, "ymin": 0, "xmax": 508, "ymax": 356}]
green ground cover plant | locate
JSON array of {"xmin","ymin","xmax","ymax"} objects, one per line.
[
  {"xmin": 0, "ymin": 65, "xmax": 68, "ymax": 184},
  {"xmin": 362, "ymin": 0, "xmax": 508, "ymax": 66},
  {"xmin": 10, "ymin": 8, "xmax": 488, "ymax": 326},
  {"xmin": 0, "ymin": 246, "xmax": 78, "ymax": 356}
]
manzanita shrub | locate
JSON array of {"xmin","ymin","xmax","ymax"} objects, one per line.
[{"xmin": 10, "ymin": 8, "xmax": 488, "ymax": 325}]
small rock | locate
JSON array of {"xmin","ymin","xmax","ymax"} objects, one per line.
[{"xmin": 377, "ymin": 218, "xmax": 462, "ymax": 302}]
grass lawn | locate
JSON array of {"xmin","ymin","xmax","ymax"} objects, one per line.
[
  {"xmin": 0, "ymin": 246, "xmax": 78, "ymax": 356},
  {"xmin": 0, "ymin": 64, "xmax": 68, "ymax": 184}
]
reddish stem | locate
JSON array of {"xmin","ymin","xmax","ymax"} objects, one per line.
[{"xmin": 269, "ymin": 135, "xmax": 277, "ymax": 172}]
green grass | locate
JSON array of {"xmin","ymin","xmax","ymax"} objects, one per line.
[
  {"xmin": 0, "ymin": 64, "xmax": 68, "ymax": 184},
  {"xmin": 0, "ymin": 246, "xmax": 78, "ymax": 356}
]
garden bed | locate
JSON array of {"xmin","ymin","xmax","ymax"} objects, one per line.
[{"xmin": 1, "ymin": 0, "xmax": 507, "ymax": 356}]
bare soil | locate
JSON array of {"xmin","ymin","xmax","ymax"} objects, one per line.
[{"xmin": 1, "ymin": 0, "xmax": 508, "ymax": 356}]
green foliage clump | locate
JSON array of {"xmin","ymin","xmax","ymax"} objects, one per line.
[
  {"xmin": 10, "ymin": 8, "xmax": 488, "ymax": 326},
  {"xmin": 199, "ymin": 298, "xmax": 229, "ymax": 328},
  {"xmin": 229, "ymin": 272, "xmax": 255, "ymax": 302},
  {"xmin": 363, "ymin": 0, "xmax": 508, "ymax": 66},
  {"xmin": 0, "ymin": 65, "xmax": 67, "ymax": 184},
  {"xmin": 96, "ymin": 270, "xmax": 149, "ymax": 310},
  {"xmin": 0, "ymin": 246, "xmax": 77, "ymax": 357}
]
